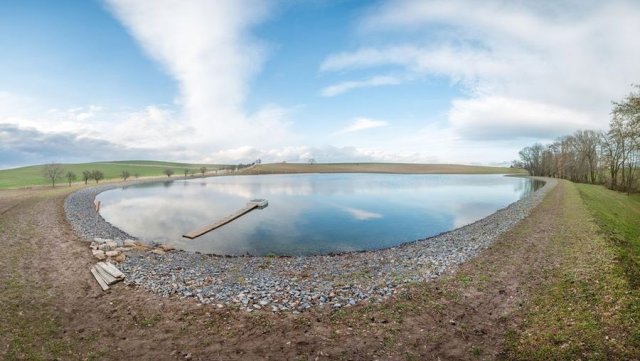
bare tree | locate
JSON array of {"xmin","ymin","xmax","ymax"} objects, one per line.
[
  {"xmin": 164, "ymin": 168, "xmax": 174, "ymax": 177},
  {"xmin": 121, "ymin": 170, "xmax": 131, "ymax": 181},
  {"xmin": 92, "ymin": 170, "xmax": 104, "ymax": 184},
  {"xmin": 611, "ymin": 85, "xmax": 640, "ymax": 193},
  {"xmin": 575, "ymin": 130, "xmax": 600, "ymax": 183},
  {"xmin": 82, "ymin": 170, "xmax": 92, "ymax": 184},
  {"xmin": 42, "ymin": 163, "xmax": 65, "ymax": 188},
  {"xmin": 600, "ymin": 128, "xmax": 624, "ymax": 189},
  {"xmin": 65, "ymin": 171, "xmax": 77, "ymax": 187},
  {"xmin": 518, "ymin": 144, "xmax": 544, "ymax": 176},
  {"xmin": 515, "ymin": 85, "xmax": 640, "ymax": 193},
  {"xmin": 199, "ymin": 166, "xmax": 207, "ymax": 176},
  {"xmin": 308, "ymin": 158, "xmax": 316, "ymax": 165}
]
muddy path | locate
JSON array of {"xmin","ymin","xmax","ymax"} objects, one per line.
[{"xmin": 0, "ymin": 181, "xmax": 576, "ymax": 360}]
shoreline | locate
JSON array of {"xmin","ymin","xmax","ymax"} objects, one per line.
[{"xmin": 64, "ymin": 174, "xmax": 556, "ymax": 312}]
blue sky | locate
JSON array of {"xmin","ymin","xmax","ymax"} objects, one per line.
[{"xmin": 1, "ymin": 0, "xmax": 640, "ymax": 168}]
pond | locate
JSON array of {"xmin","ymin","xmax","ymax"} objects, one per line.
[{"xmin": 96, "ymin": 173, "xmax": 543, "ymax": 256}]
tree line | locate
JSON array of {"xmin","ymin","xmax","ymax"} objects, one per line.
[
  {"xmin": 41, "ymin": 162, "xmax": 258, "ymax": 187},
  {"xmin": 42, "ymin": 165, "xmax": 111, "ymax": 187},
  {"xmin": 515, "ymin": 85, "xmax": 640, "ymax": 193}
]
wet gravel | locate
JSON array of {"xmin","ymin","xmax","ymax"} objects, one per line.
[
  {"xmin": 65, "ymin": 184, "xmax": 136, "ymax": 241},
  {"xmin": 65, "ymin": 176, "xmax": 556, "ymax": 312}
]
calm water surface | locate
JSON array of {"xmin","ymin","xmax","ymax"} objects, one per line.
[{"xmin": 96, "ymin": 174, "xmax": 542, "ymax": 256}]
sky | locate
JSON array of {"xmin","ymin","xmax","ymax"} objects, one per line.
[{"xmin": 1, "ymin": 0, "xmax": 640, "ymax": 169}]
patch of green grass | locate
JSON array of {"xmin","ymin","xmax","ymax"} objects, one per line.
[
  {"xmin": 139, "ymin": 314, "xmax": 163, "ymax": 328},
  {"xmin": 248, "ymin": 313, "xmax": 274, "ymax": 331},
  {"xmin": 1, "ymin": 275, "xmax": 76, "ymax": 360},
  {"xmin": 294, "ymin": 316, "xmax": 312, "ymax": 328},
  {"xmin": 458, "ymin": 275, "xmax": 472, "ymax": 286},
  {"xmin": 0, "ymin": 160, "xmax": 224, "ymax": 189},
  {"xmin": 383, "ymin": 333, "xmax": 397, "ymax": 348},
  {"xmin": 470, "ymin": 346, "xmax": 483, "ymax": 357},
  {"xmin": 577, "ymin": 184, "xmax": 640, "ymax": 348},
  {"xmin": 577, "ymin": 184, "xmax": 640, "ymax": 288},
  {"xmin": 504, "ymin": 182, "xmax": 640, "ymax": 359}
]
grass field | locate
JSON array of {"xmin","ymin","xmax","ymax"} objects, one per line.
[
  {"xmin": 0, "ymin": 160, "xmax": 223, "ymax": 189},
  {"xmin": 578, "ymin": 184, "xmax": 640, "ymax": 292},
  {"xmin": 0, "ymin": 161, "xmax": 525, "ymax": 189},
  {"xmin": 243, "ymin": 162, "xmax": 526, "ymax": 175},
  {"xmin": 504, "ymin": 183, "xmax": 640, "ymax": 359},
  {"xmin": 577, "ymin": 184, "xmax": 640, "ymax": 352}
]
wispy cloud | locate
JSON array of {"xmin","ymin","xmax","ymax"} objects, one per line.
[
  {"xmin": 336, "ymin": 117, "xmax": 389, "ymax": 134},
  {"xmin": 322, "ymin": 0, "xmax": 640, "ymax": 140},
  {"xmin": 321, "ymin": 75, "xmax": 402, "ymax": 97}
]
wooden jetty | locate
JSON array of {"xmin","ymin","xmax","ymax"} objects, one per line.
[{"xmin": 182, "ymin": 199, "xmax": 268, "ymax": 239}]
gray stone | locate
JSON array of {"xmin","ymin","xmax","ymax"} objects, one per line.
[{"xmin": 92, "ymin": 250, "xmax": 106, "ymax": 260}]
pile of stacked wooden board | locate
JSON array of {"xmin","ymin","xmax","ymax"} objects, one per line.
[{"xmin": 90, "ymin": 262, "xmax": 125, "ymax": 291}]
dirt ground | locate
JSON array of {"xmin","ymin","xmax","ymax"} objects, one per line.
[{"xmin": 0, "ymin": 181, "xmax": 612, "ymax": 360}]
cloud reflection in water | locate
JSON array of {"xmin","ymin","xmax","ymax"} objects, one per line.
[{"xmin": 97, "ymin": 174, "xmax": 537, "ymax": 256}]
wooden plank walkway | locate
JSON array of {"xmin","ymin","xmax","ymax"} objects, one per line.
[{"xmin": 182, "ymin": 199, "xmax": 268, "ymax": 239}]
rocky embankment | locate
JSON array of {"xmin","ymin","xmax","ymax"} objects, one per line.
[{"xmin": 65, "ymin": 177, "xmax": 556, "ymax": 313}]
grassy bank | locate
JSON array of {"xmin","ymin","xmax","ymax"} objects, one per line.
[
  {"xmin": 0, "ymin": 160, "xmax": 222, "ymax": 189},
  {"xmin": 578, "ymin": 184, "xmax": 640, "ymax": 288},
  {"xmin": 1, "ymin": 161, "xmax": 525, "ymax": 189},
  {"xmin": 242, "ymin": 162, "xmax": 526, "ymax": 175},
  {"xmin": 505, "ymin": 182, "xmax": 640, "ymax": 359}
]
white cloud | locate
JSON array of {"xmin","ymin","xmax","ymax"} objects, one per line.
[
  {"xmin": 321, "ymin": 45, "xmax": 509, "ymax": 90},
  {"xmin": 1, "ymin": 2, "xmax": 305, "ymax": 167},
  {"xmin": 336, "ymin": 117, "xmax": 389, "ymax": 134},
  {"xmin": 449, "ymin": 96, "xmax": 601, "ymax": 141},
  {"xmin": 343, "ymin": 207, "xmax": 383, "ymax": 221},
  {"xmin": 322, "ymin": 0, "xmax": 640, "ymax": 140},
  {"xmin": 321, "ymin": 75, "xmax": 402, "ymax": 97},
  {"xmin": 104, "ymin": 0, "xmax": 294, "ymax": 150},
  {"xmin": 202, "ymin": 144, "xmax": 437, "ymax": 164}
]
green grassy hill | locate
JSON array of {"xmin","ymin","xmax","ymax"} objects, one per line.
[
  {"xmin": 0, "ymin": 161, "xmax": 223, "ymax": 189},
  {"xmin": 0, "ymin": 161, "xmax": 526, "ymax": 189}
]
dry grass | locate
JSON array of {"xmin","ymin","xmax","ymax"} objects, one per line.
[{"xmin": 241, "ymin": 162, "xmax": 525, "ymax": 175}]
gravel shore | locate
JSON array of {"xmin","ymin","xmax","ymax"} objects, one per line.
[{"xmin": 65, "ymin": 176, "xmax": 555, "ymax": 312}]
